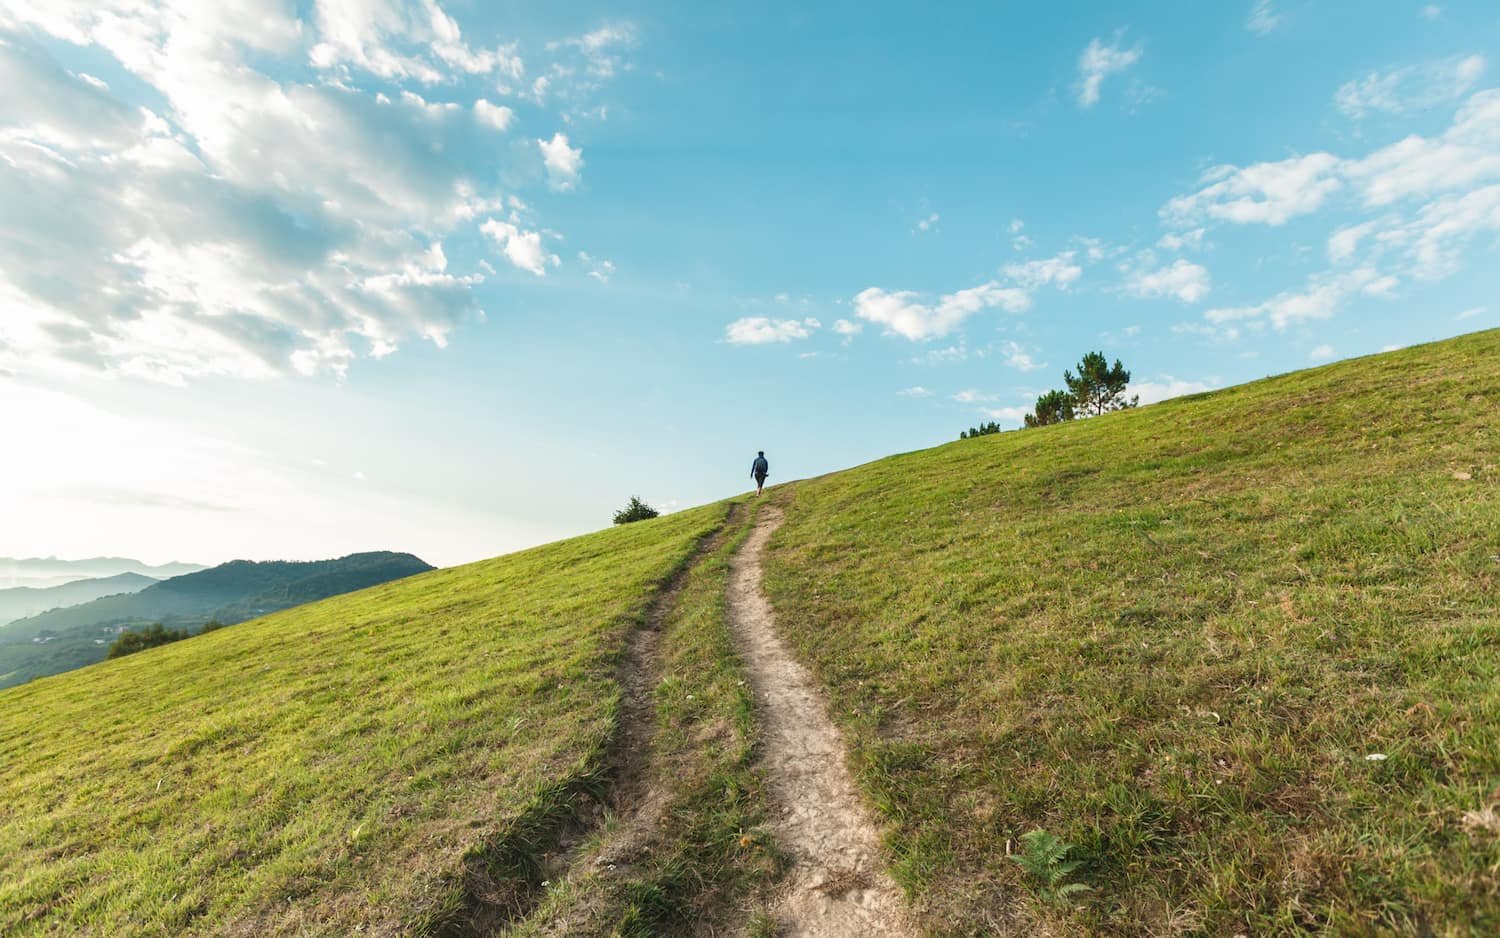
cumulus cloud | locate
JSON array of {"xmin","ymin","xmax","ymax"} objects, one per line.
[
  {"xmin": 1130, "ymin": 376, "xmax": 1217, "ymax": 405},
  {"xmin": 897, "ymin": 386, "xmax": 932, "ymax": 397},
  {"xmin": 1334, "ymin": 54, "xmax": 1486, "ymax": 119},
  {"xmin": 1167, "ymin": 90, "xmax": 1500, "ymax": 231},
  {"xmin": 480, "ymin": 220, "xmax": 558, "ymax": 276},
  {"xmin": 1125, "ymin": 259, "xmax": 1212, "ymax": 303},
  {"xmin": 1076, "ymin": 34, "xmax": 1142, "ymax": 108},
  {"xmin": 853, "ymin": 283, "xmax": 1029, "ymax": 341},
  {"xmin": 1002, "ymin": 252, "xmax": 1082, "ymax": 289},
  {"xmin": 1166, "ymin": 88, "xmax": 1500, "ymax": 316},
  {"xmin": 1309, "ymin": 344, "xmax": 1335, "ymax": 360},
  {"xmin": 1157, "ymin": 228, "xmax": 1205, "ymax": 251},
  {"xmin": 833, "ymin": 319, "xmax": 864, "ymax": 337},
  {"xmin": 724, "ymin": 317, "xmax": 820, "ymax": 345},
  {"xmin": 539, "ymin": 131, "xmax": 584, "ymax": 189},
  {"xmin": 1163, "ymin": 153, "xmax": 1345, "ymax": 226},
  {"xmin": 999, "ymin": 341, "xmax": 1044, "ymax": 372},
  {"xmin": 981, "ymin": 406, "xmax": 1031, "ymax": 425},
  {"xmin": 474, "ymin": 98, "xmax": 515, "ymax": 130},
  {"xmin": 0, "ymin": 2, "xmax": 608, "ymax": 383},
  {"xmin": 1203, "ymin": 268, "xmax": 1396, "ymax": 330}
]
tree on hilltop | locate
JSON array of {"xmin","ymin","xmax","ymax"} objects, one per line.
[
  {"xmin": 1064, "ymin": 351, "xmax": 1138, "ymax": 417},
  {"xmin": 960, "ymin": 421, "xmax": 1002, "ymax": 440},
  {"xmin": 613, "ymin": 496, "xmax": 660, "ymax": 525},
  {"xmin": 1024, "ymin": 390, "xmax": 1075, "ymax": 428}
]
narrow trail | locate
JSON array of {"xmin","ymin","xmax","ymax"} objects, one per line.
[
  {"xmin": 728, "ymin": 506, "xmax": 914, "ymax": 937},
  {"xmin": 494, "ymin": 512, "xmax": 735, "ymax": 935}
]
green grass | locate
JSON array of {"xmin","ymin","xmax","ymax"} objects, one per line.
[
  {"xmin": 0, "ymin": 503, "xmax": 728, "ymax": 936},
  {"xmin": 507, "ymin": 501, "xmax": 779, "ymax": 935},
  {"xmin": 762, "ymin": 329, "xmax": 1500, "ymax": 935},
  {"xmin": 6, "ymin": 330, "xmax": 1497, "ymax": 936}
]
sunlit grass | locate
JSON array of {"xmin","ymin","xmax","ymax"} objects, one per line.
[
  {"xmin": 0, "ymin": 504, "xmax": 727, "ymax": 935},
  {"xmin": 763, "ymin": 329, "xmax": 1499, "ymax": 934}
]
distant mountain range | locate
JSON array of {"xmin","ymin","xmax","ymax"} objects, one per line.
[
  {"xmin": 0, "ymin": 573, "xmax": 159, "ymax": 627},
  {"xmin": 0, "ymin": 557, "xmax": 205, "ymax": 590},
  {"xmin": 0, "ymin": 551, "xmax": 433, "ymax": 689}
]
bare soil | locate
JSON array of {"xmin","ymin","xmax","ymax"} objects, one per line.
[{"xmin": 727, "ymin": 506, "xmax": 913, "ymax": 937}]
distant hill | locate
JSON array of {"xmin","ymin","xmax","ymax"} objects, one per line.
[
  {"xmin": 0, "ymin": 551, "xmax": 433, "ymax": 688},
  {"xmin": 0, "ymin": 573, "xmax": 158, "ymax": 627},
  {"xmin": 0, "ymin": 556, "xmax": 204, "ymax": 590}
]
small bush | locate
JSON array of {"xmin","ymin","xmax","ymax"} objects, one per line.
[
  {"xmin": 613, "ymin": 496, "xmax": 660, "ymax": 525},
  {"xmin": 106, "ymin": 623, "xmax": 190, "ymax": 660},
  {"xmin": 960, "ymin": 421, "xmax": 1002, "ymax": 440}
]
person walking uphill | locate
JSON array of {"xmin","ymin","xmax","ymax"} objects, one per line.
[{"xmin": 751, "ymin": 451, "xmax": 770, "ymax": 496}]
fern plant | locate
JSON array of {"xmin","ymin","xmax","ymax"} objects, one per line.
[{"xmin": 1010, "ymin": 829, "xmax": 1092, "ymax": 906}]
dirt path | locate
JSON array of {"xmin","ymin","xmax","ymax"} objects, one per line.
[{"xmin": 728, "ymin": 506, "xmax": 913, "ymax": 937}]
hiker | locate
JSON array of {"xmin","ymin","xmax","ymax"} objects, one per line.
[{"xmin": 750, "ymin": 451, "xmax": 769, "ymax": 496}]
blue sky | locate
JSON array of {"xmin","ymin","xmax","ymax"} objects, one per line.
[{"xmin": 1, "ymin": 1, "xmax": 1497, "ymax": 566}]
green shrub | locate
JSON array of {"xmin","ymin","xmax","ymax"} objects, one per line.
[
  {"xmin": 613, "ymin": 496, "xmax": 660, "ymax": 525},
  {"xmin": 106, "ymin": 623, "xmax": 190, "ymax": 660}
]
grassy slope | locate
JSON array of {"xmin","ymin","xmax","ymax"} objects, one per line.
[
  {"xmin": 763, "ymin": 330, "xmax": 1499, "ymax": 935},
  {"xmin": 0, "ymin": 503, "xmax": 726, "ymax": 936},
  {"xmin": 509, "ymin": 502, "xmax": 779, "ymax": 936}
]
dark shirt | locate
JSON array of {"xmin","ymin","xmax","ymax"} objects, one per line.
[{"xmin": 751, "ymin": 456, "xmax": 769, "ymax": 476}]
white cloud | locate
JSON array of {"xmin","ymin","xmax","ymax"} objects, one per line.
[
  {"xmin": 1076, "ymin": 34, "xmax": 1142, "ymax": 108},
  {"xmin": 0, "ymin": 4, "xmax": 613, "ymax": 383},
  {"xmin": 953, "ymin": 389, "xmax": 999, "ymax": 403},
  {"xmin": 1246, "ymin": 1, "xmax": 1282, "ymax": 35},
  {"xmin": 1345, "ymin": 91, "xmax": 1500, "ymax": 207},
  {"xmin": 1203, "ymin": 268, "xmax": 1395, "ymax": 330},
  {"xmin": 1335, "ymin": 54, "xmax": 1486, "ymax": 119},
  {"xmin": 474, "ymin": 98, "xmax": 515, "ymax": 130},
  {"xmin": 1002, "ymin": 252, "xmax": 1082, "ymax": 289},
  {"xmin": 1125, "ymin": 259, "xmax": 1212, "ymax": 303},
  {"xmin": 1163, "ymin": 153, "xmax": 1344, "ymax": 226},
  {"xmin": 577, "ymin": 251, "xmax": 616, "ymax": 282},
  {"xmin": 853, "ymin": 282, "xmax": 1030, "ymax": 341},
  {"xmin": 1157, "ymin": 228, "xmax": 1205, "ymax": 251},
  {"xmin": 1309, "ymin": 344, "xmax": 1335, "ymax": 361},
  {"xmin": 308, "ymin": 0, "xmax": 524, "ymax": 84},
  {"xmin": 480, "ymin": 219, "xmax": 558, "ymax": 275},
  {"xmin": 832, "ymin": 319, "xmax": 864, "ymax": 336},
  {"xmin": 981, "ymin": 406, "xmax": 1030, "ymax": 425},
  {"xmin": 897, "ymin": 386, "xmax": 932, "ymax": 397},
  {"xmin": 1327, "ymin": 220, "xmax": 1380, "ymax": 263},
  {"xmin": 915, "ymin": 212, "xmax": 939, "ymax": 233},
  {"xmin": 724, "ymin": 317, "xmax": 820, "ymax": 345},
  {"xmin": 1130, "ymin": 376, "xmax": 1216, "ymax": 405},
  {"xmin": 999, "ymin": 341, "xmax": 1044, "ymax": 372},
  {"xmin": 1423, "ymin": 5, "xmax": 1443, "ymax": 19},
  {"xmin": 909, "ymin": 343, "xmax": 970, "ymax": 365},
  {"xmin": 546, "ymin": 24, "xmax": 635, "ymax": 79},
  {"xmin": 1456, "ymin": 305, "xmax": 1485, "ymax": 320},
  {"xmin": 538, "ymin": 131, "xmax": 584, "ymax": 189}
]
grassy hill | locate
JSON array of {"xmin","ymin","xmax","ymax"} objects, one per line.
[
  {"xmin": 0, "ymin": 505, "xmax": 728, "ymax": 935},
  {"xmin": 762, "ymin": 328, "xmax": 1498, "ymax": 934},
  {"xmin": 1, "ymin": 329, "xmax": 1495, "ymax": 935},
  {"xmin": 0, "ymin": 552, "xmax": 434, "ymax": 689}
]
